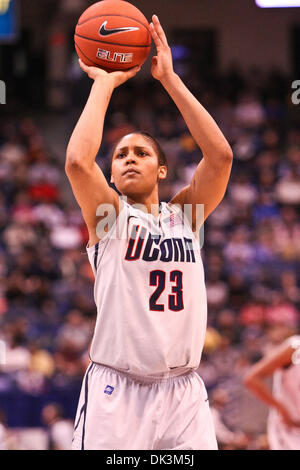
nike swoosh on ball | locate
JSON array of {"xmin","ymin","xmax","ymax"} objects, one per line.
[{"xmin": 99, "ymin": 21, "xmax": 139, "ymax": 36}]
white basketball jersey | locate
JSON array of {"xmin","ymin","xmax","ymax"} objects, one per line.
[
  {"xmin": 268, "ymin": 335, "xmax": 300, "ymax": 450},
  {"xmin": 86, "ymin": 197, "xmax": 207, "ymax": 377}
]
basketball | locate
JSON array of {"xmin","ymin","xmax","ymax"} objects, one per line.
[{"xmin": 74, "ymin": 0, "xmax": 152, "ymax": 72}]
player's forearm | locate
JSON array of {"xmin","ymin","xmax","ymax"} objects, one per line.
[
  {"xmin": 160, "ymin": 73, "xmax": 232, "ymax": 166},
  {"xmin": 66, "ymin": 77, "xmax": 114, "ymax": 169},
  {"xmin": 244, "ymin": 376, "xmax": 283, "ymax": 411}
]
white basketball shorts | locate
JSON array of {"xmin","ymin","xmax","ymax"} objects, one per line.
[
  {"xmin": 71, "ymin": 362, "xmax": 218, "ymax": 450},
  {"xmin": 268, "ymin": 412, "xmax": 300, "ymax": 450}
]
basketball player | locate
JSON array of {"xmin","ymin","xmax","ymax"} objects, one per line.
[
  {"xmin": 244, "ymin": 335, "xmax": 300, "ymax": 450},
  {"xmin": 66, "ymin": 15, "xmax": 233, "ymax": 450}
]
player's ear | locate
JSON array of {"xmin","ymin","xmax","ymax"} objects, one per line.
[{"xmin": 158, "ymin": 166, "xmax": 167, "ymax": 181}]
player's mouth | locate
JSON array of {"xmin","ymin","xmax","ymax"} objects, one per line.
[{"xmin": 123, "ymin": 168, "xmax": 140, "ymax": 176}]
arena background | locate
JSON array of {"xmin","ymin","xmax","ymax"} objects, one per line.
[{"xmin": 0, "ymin": 0, "xmax": 300, "ymax": 450}]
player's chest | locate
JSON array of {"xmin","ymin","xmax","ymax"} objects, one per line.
[{"xmin": 124, "ymin": 215, "xmax": 198, "ymax": 264}]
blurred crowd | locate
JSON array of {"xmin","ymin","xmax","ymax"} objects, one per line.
[{"xmin": 0, "ymin": 64, "xmax": 300, "ymax": 449}]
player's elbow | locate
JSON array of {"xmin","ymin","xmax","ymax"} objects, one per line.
[
  {"xmin": 205, "ymin": 143, "xmax": 233, "ymax": 171},
  {"xmin": 219, "ymin": 143, "xmax": 233, "ymax": 165},
  {"xmin": 243, "ymin": 371, "xmax": 256, "ymax": 388},
  {"xmin": 65, "ymin": 153, "xmax": 88, "ymax": 175}
]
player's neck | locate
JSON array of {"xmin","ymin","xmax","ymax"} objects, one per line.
[{"xmin": 125, "ymin": 195, "xmax": 160, "ymax": 217}]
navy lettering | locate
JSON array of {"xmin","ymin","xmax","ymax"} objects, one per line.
[
  {"xmin": 125, "ymin": 226, "xmax": 147, "ymax": 260},
  {"xmin": 142, "ymin": 234, "xmax": 161, "ymax": 261},
  {"xmin": 184, "ymin": 237, "xmax": 195, "ymax": 263},
  {"xmin": 172, "ymin": 238, "xmax": 185, "ymax": 262},
  {"xmin": 160, "ymin": 239, "xmax": 173, "ymax": 262},
  {"xmin": 125, "ymin": 228, "xmax": 196, "ymax": 263}
]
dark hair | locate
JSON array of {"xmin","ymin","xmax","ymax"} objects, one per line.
[{"xmin": 111, "ymin": 131, "xmax": 168, "ymax": 169}]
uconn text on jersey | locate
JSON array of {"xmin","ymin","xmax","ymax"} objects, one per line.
[{"xmin": 125, "ymin": 225, "xmax": 196, "ymax": 263}]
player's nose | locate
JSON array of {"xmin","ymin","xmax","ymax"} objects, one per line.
[{"xmin": 125, "ymin": 152, "xmax": 137, "ymax": 164}]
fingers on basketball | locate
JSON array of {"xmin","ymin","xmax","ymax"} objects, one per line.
[
  {"xmin": 127, "ymin": 66, "xmax": 141, "ymax": 78},
  {"xmin": 115, "ymin": 66, "xmax": 140, "ymax": 81},
  {"xmin": 78, "ymin": 59, "xmax": 90, "ymax": 73},
  {"xmin": 152, "ymin": 15, "xmax": 168, "ymax": 47},
  {"xmin": 149, "ymin": 22, "xmax": 161, "ymax": 48}
]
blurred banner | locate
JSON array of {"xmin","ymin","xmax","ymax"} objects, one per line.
[{"xmin": 0, "ymin": 0, "xmax": 18, "ymax": 42}]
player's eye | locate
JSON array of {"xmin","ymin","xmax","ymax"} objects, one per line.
[
  {"xmin": 137, "ymin": 151, "xmax": 148, "ymax": 157},
  {"xmin": 117, "ymin": 152, "xmax": 127, "ymax": 158}
]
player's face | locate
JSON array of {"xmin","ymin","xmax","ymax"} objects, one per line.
[{"xmin": 111, "ymin": 134, "xmax": 167, "ymax": 197}]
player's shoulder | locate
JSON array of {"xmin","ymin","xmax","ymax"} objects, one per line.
[
  {"xmin": 284, "ymin": 335, "xmax": 300, "ymax": 350},
  {"xmin": 164, "ymin": 200, "xmax": 183, "ymax": 213},
  {"xmin": 281, "ymin": 336, "xmax": 300, "ymax": 367},
  {"xmin": 164, "ymin": 200, "xmax": 202, "ymax": 244},
  {"xmin": 162, "ymin": 201, "xmax": 186, "ymax": 222}
]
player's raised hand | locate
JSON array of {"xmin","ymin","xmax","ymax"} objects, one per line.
[
  {"xmin": 150, "ymin": 15, "xmax": 174, "ymax": 82},
  {"xmin": 78, "ymin": 59, "xmax": 141, "ymax": 89}
]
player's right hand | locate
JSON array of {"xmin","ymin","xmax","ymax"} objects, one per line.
[
  {"xmin": 278, "ymin": 405, "xmax": 300, "ymax": 429},
  {"xmin": 78, "ymin": 59, "xmax": 141, "ymax": 88}
]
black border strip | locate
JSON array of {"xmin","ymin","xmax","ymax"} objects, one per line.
[{"xmin": 75, "ymin": 32, "xmax": 151, "ymax": 48}]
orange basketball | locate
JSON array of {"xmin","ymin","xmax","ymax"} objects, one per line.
[{"xmin": 74, "ymin": 0, "xmax": 152, "ymax": 72}]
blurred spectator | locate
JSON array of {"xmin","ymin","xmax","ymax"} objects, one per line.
[
  {"xmin": 55, "ymin": 310, "xmax": 92, "ymax": 358},
  {"xmin": 0, "ymin": 411, "xmax": 9, "ymax": 450},
  {"xmin": 275, "ymin": 168, "xmax": 300, "ymax": 205},
  {"xmin": 265, "ymin": 293, "xmax": 299, "ymax": 328},
  {"xmin": 235, "ymin": 92, "xmax": 266, "ymax": 129},
  {"xmin": 206, "ymin": 274, "xmax": 229, "ymax": 310},
  {"xmin": 1, "ymin": 326, "xmax": 31, "ymax": 374},
  {"xmin": 281, "ymin": 271, "xmax": 300, "ymax": 306},
  {"xmin": 210, "ymin": 388, "xmax": 249, "ymax": 450},
  {"xmin": 239, "ymin": 302, "xmax": 266, "ymax": 328},
  {"xmin": 272, "ymin": 207, "xmax": 300, "ymax": 261},
  {"xmin": 29, "ymin": 342, "xmax": 55, "ymax": 378},
  {"xmin": 41, "ymin": 404, "xmax": 73, "ymax": 450},
  {"xmin": 229, "ymin": 173, "xmax": 257, "ymax": 206}
]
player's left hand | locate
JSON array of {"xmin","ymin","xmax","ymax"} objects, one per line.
[
  {"xmin": 78, "ymin": 59, "xmax": 141, "ymax": 89},
  {"xmin": 150, "ymin": 15, "xmax": 174, "ymax": 82}
]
